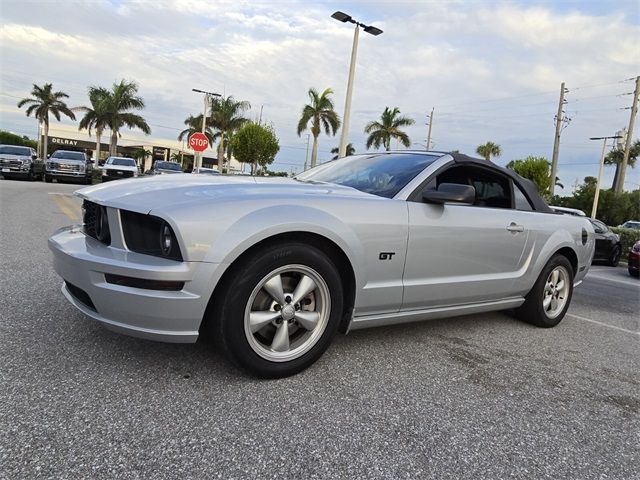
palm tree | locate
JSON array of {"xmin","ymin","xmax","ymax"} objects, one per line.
[
  {"xmin": 364, "ymin": 107, "xmax": 414, "ymax": 151},
  {"xmin": 476, "ymin": 141, "xmax": 502, "ymax": 162},
  {"xmin": 297, "ymin": 87, "xmax": 341, "ymax": 168},
  {"xmin": 17, "ymin": 83, "xmax": 76, "ymax": 159},
  {"xmin": 76, "ymin": 86, "xmax": 110, "ymax": 163},
  {"xmin": 178, "ymin": 114, "xmax": 214, "ymax": 145},
  {"xmin": 102, "ymin": 80, "xmax": 151, "ymax": 156},
  {"xmin": 331, "ymin": 143, "xmax": 355, "ymax": 160},
  {"xmin": 605, "ymin": 140, "xmax": 639, "ymax": 191},
  {"xmin": 209, "ymin": 96, "xmax": 251, "ymax": 170},
  {"xmin": 132, "ymin": 148, "xmax": 151, "ymax": 169}
]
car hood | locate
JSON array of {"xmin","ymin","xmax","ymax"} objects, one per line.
[{"xmin": 75, "ymin": 174, "xmax": 379, "ymax": 214}]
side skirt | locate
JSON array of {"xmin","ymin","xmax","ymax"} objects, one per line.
[{"xmin": 348, "ymin": 297, "xmax": 525, "ymax": 331}]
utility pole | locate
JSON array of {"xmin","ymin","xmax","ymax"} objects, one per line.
[
  {"xmin": 616, "ymin": 76, "xmax": 640, "ymax": 195},
  {"xmin": 550, "ymin": 82, "xmax": 569, "ymax": 197},
  {"xmin": 304, "ymin": 133, "xmax": 310, "ymax": 171},
  {"xmin": 590, "ymin": 135, "xmax": 622, "ymax": 218},
  {"xmin": 426, "ymin": 108, "xmax": 434, "ymax": 150},
  {"xmin": 259, "ymin": 105, "xmax": 263, "ymax": 125}
]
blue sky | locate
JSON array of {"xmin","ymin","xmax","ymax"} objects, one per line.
[{"xmin": 1, "ymin": 0, "xmax": 638, "ymax": 192}]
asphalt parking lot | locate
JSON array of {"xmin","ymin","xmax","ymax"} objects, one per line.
[{"xmin": 1, "ymin": 179, "xmax": 638, "ymax": 479}]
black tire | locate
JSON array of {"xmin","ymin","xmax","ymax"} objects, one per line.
[
  {"xmin": 45, "ymin": 174, "xmax": 52, "ymax": 183},
  {"xmin": 629, "ymin": 268, "xmax": 639, "ymax": 278},
  {"xmin": 516, "ymin": 254, "xmax": 574, "ymax": 328},
  {"xmin": 607, "ymin": 246, "xmax": 621, "ymax": 267},
  {"xmin": 208, "ymin": 242, "xmax": 344, "ymax": 378}
]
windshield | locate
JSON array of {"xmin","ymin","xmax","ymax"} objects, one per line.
[
  {"xmin": 296, "ymin": 153, "xmax": 440, "ymax": 198},
  {"xmin": 156, "ymin": 161, "xmax": 182, "ymax": 171},
  {"xmin": 51, "ymin": 151, "xmax": 85, "ymax": 161},
  {"xmin": 0, "ymin": 146, "xmax": 31, "ymax": 156},
  {"xmin": 107, "ymin": 157, "xmax": 136, "ymax": 166}
]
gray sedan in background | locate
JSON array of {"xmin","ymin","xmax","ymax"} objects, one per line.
[{"xmin": 49, "ymin": 152, "xmax": 595, "ymax": 377}]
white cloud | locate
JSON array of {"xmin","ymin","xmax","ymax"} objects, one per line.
[{"xmin": 0, "ymin": 0, "xmax": 638, "ymax": 186}]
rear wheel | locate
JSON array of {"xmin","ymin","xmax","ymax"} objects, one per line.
[
  {"xmin": 209, "ymin": 242, "xmax": 343, "ymax": 378},
  {"xmin": 608, "ymin": 246, "xmax": 621, "ymax": 267},
  {"xmin": 516, "ymin": 254, "xmax": 574, "ymax": 328}
]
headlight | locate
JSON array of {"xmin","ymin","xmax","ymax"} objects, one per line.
[
  {"xmin": 160, "ymin": 223, "xmax": 173, "ymax": 256},
  {"xmin": 633, "ymin": 243, "xmax": 640, "ymax": 253},
  {"xmin": 22, "ymin": 158, "xmax": 32, "ymax": 165},
  {"xmin": 120, "ymin": 210, "xmax": 182, "ymax": 261},
  {"xmin": 78, "ymin": 164, "xmax": 86, "ymax": 172}
]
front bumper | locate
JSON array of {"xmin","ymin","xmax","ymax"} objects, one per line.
[
  {"xmin": 47, "ymin": 169, "xmax": 86, "ymax": 178},
  {"xmin": 48, "ymin": 225, "xmax": 219, "ymax": 343},
  {"xmin": 1, "ymin": 165, "xmax": 31, "ymax": 175}
]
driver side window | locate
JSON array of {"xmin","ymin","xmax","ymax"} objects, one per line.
[{"xmin": 435, "ymin": 165, "xmax": 512, "ymax": 209}]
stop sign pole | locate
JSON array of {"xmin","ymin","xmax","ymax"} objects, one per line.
[{"xmin": 192, "ymin": 89, "xmax": 221, "ymax": 170}]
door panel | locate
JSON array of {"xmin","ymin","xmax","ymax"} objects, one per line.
[{"xmin": 402, "ymin": 203, "xmax": 532, "ymax": 310}]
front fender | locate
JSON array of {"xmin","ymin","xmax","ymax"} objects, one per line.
[{"xmin": 203, "ymin": 204, "xmax": 367, "ymax": 288}]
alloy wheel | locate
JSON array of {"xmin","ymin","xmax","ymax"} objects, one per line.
[{"xmin": 244, "ymin": 264, "xmax": 331, "ymax": 362}]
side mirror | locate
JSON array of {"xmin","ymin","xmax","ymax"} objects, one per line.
[
  {"xmin": 32, "ymin": 155, "xmax": 38, "ymax": 160},
  {"xmin": 47, "ymin": 154, "xmax": 51, "ymax": 159},
  {"xmin": 422, "ymin": 183, "xmax": 476, "ymax": 205}
]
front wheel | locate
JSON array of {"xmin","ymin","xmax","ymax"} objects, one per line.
[
  {"xmin": 516, "ymin": 254, "xmax": 574, "ymax": 328},
  {"xmin": 45, "ymin": 174, "xmax": 52, "ymax": 183},
  {"xmin": 209, "ymin": 242, "xmax": 344, "ymax": 378}
]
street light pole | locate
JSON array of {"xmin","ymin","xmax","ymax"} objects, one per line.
[
  {"xmin": 338, "ymin": 24, "xmax": 359, "ymax": 158},
  {"xmin": 192, "ymin": 88, "xmax": 221, "ymax": 171},
  {"xmin": 589, "ymin": 135, "xmax": 622, "ymax": 218},
  {"xmin": 332, "ymin": 11, "xmax": 383, "ymax": 158}
]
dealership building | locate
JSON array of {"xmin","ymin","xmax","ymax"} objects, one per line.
[{"xmin": 43, "ymin": 124, "xmax": 244, "ymax": 172}]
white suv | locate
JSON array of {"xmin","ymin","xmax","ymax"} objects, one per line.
[{"xmin": 101, "ymin": 156, "xmax": 139, "ymax": 182}]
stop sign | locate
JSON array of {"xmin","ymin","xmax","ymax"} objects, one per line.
[{"xmin": 188, "ymin": 132, "xmax": 209, "ymax": 152}]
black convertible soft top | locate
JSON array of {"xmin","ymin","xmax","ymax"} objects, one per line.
[{"xmin": 448, "ymin": 152, "xmax": 553, "ymax": 213}]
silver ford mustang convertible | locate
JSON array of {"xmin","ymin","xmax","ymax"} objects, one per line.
[{"xmin": 49, "ymin": 152, "xmax": 595, "ymax": 377}]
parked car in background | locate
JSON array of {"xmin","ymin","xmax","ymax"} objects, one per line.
[
  {"xmin": 101, "ymin": 156, "xmax": 139, "ymax": 182},
  {"xmin": 590, "ymin": 219, "xmax": 622, "ymax": 266},
  {"xmin": 192, "ymin": 167, "xmax": 220, "ymax": 175},
  {"xmin": 628, "ymin": 241, "xmax": 640, "ymax": 277},
  {"xmin": 550, "ymin": 206, "xmax": 586, "ymax": 217},
  {"xmin": 46, "ymin": 150, "xmax": 93, "ymax": 184},
  {"xmin": 145, "ymin": 161, "xmax": 183, "ymax": 175},
  {"xmin": 619, "ymin": 220, "xmax": 640, "ymax": 230},
  {"xmin": 49, "ymin": 151, "xmax": 595, "ymax": 378},
  {"xmin": 0, "ymin": 144, "xmax": 44, "ymax": 181}
]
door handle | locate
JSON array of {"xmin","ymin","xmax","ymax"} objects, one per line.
[{"xmin": 507, "ymin": 223, "xmax": 524, "ymax": 233}]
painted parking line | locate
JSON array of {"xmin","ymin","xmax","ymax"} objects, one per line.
[
  {"xmin": 568, "ymin": 313, "xmax": 639, "ymax": 336},
  {"xmin": 49, "ymin": 193, "xmax": 81, "ymax": 220},
  {"xmin": 584, "ymin": 272, "xmax": 639, "ymax": 288}
]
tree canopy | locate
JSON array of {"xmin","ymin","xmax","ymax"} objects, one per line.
[
  {"xmin": 476, "ymin": 141, "xmax": 502, "ymax": 161},
  {"xmin": 506, "ymin": 156, "xmax": 562, "ymax": 200},
  {"xmin": 231, "ymin": 123, "xmax": 280, "ymax": 174},
  {"xmin": 364, "ymin": 107, "xmax": 414, "ymax": 151}
]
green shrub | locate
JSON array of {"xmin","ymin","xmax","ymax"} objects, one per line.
[{"xmin": 610, "ymin": 227, "xmax": 640, "ymax": 252}]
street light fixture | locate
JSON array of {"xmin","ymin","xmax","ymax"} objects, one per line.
[
  {"xmin": 331, "ymin": 11, "xmax": 383, "ymax": 158},
  {"xmin": 589, "ymin": 135, "xmax": 622, "ymax": 218},
  {"xmin": 192, "ymin": 88, "xmax": 221, "ymax": 170}
]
